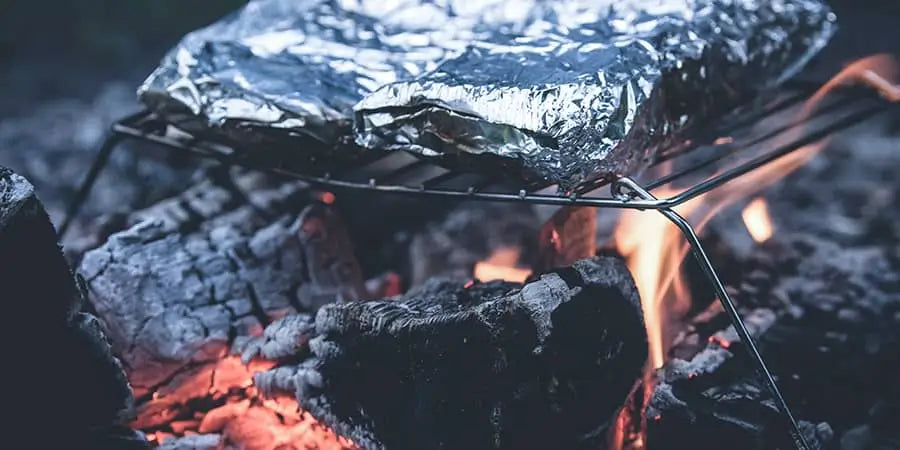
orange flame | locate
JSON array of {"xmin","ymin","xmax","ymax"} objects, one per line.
[
  {"xmin": 812, "ymin": 54, "xmax": 900, "ymax": 105},
  {"xmin": 742, "ymin": 198, "xmax": 774, "ymax": 243},
  {"xmin": 610, "ymin": 54, "xmax": 899, "ymax": 449},
  {"xmin": 613, "ymin": 187, "xmax": 699, "ymax": 369},
  {"xmin": 473, "ymin": 246, "xmax": 532, "ymax": 283},
  {"xmin": 614, "ymin": 53, "xmax": 900, "ymax": 371}
]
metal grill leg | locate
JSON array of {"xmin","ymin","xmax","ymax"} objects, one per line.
[
  {"xmin": 58, "ymin": 133, "xmax": 123, "ymax": 238},
  {"xmin": 612, "ymin": 177, "xmax": 809, "ymax": 450}
]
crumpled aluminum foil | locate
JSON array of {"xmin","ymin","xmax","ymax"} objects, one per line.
[{"xmin": 140, "ymin": 0, "xmax": 835, "ymax": 190}]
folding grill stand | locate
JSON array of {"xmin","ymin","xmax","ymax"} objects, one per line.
[{"xmin": 59, "ymin": 89, "xmax": 891, "ymax": 450}]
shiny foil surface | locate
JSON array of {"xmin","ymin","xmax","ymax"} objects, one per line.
[{"xmin": 140, "ymin": 0, "xmax": 835, "ymax": 190}]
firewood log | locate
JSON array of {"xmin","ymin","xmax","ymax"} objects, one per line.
[
  {"xmin": 1, "ymin": 166, "xmax": 138, "ymax": 447},
  {"xmin": 250, "ymin": 256, "xmax": 648, "ymax": 450}
]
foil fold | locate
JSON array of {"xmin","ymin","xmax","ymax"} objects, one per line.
[{"xmin": 140, "ymin": 0, "xmax": 836, "ymax": 190}]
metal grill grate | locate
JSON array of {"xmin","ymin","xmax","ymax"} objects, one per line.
[{"xmin": 98, "ymin": 84, "xmax": 890, "ymax": 212}]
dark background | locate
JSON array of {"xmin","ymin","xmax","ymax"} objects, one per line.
[
  {"xmin": 0, "ymin": 0, "xmax": 244, "ymax": 112},
  {"xmin": 1, "ymin": 0, "xmax": 897, "ymax": 108}
]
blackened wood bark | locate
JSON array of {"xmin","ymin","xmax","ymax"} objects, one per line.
[
  {"xmin": 1, "ymin": 167, "xmax": 138, "ymax": 447},
  {"xmin": 250, "ymin": 256, "xmax": 648, "ymax": 450}
]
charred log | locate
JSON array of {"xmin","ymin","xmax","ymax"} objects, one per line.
[
  {"xmin": 646, "ymin": 308, "xmax": 831, "ymax": 450},
  {"xmin": 1, "ymin": 167, "xmax": 136, "ymax": 447},
  {"xmin": 250, "ymin": 256, "xmax": 647, "ymax": 450},
  {"xmin": 78, "ymin": 170, "xmax": 362, "ymax": 448}
]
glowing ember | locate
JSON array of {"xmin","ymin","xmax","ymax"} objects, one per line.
[
  {"xmin": 473, "ymin": 246, "xmax": 532, "ymax": 283},
  {"xmin": 132, "ymin": 356, "xmax": 355, "ymax": 449},
  {"xmin": 708, "ymin": 335, "xmax": 732, "ymax": 349},
  {"xmin": 713, "ymin": 136, "xmax": 734, "ymax": 145},
  {"xmin": 319, "ymin": 191, "xmax": 337, "ymax": 204},
  {"xmin": 742, "ymin": 198, "xmax": 774, "ymax": 243}
]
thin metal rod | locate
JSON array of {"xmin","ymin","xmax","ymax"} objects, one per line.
[
  {"xmin": 649, "ymin": 90, "xmax": 814, "ymax": 167},
  {"xmin": 58, "ymin": 133, "xmax": 124, "ymax": 238},
  {"xmin": 612, "ymin": 177, "xmax": 809, "ymax": 450},
  {"xmin": 657, "ymin": 103, "xmax": 885, "ymax": 206},
  {"xmin": 646, "ymin": 95, "xmax": 863, "ymax": 190}
]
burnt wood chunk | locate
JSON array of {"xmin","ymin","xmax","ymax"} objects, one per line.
[
  {"xmin": 237, "ymin": 313, "xmax": 315, "ymax": 363},
  {"xmin": 1, "ymin": 167, "xmax": 135, "ymax": 446},
  {"xmin": 646, "ymin": 309, "xmax": 831, "ymax": 449},
  {"xmin": 78, "ymin": 170, "xmax": 366, "ymax": 426},
  {"xmin": 251, "ymin": 256, "xmax": 647, "ymax": 450},
  {"xmin": 80, "ymin": 215, "xmax": 307, "ymax": 396},
  {"xmin": 1, "ymin": 167, "xmax": 80, "ymax": 316},
  {"xmin": 647, "ymin": 233, "xmax": 900, "ymax": 449}
]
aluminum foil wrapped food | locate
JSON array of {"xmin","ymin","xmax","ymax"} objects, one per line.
[{"xmin": 139, "ymin": 0, "xmax": 835, "ymax": 190}]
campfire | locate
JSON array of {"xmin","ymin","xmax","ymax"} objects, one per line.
[
  {"xmin": 54, "ymin": 54, "xmax": 896, "ymax": 449},
  {"xmin": 6, "ymin": 0, "xmax": 900, "ymax": 449},
  {"xmin": 0, "ymin": 59, "xmax": 890, "ymax": 449}
]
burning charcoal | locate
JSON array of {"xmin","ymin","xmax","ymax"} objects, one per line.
[
  {"xmin": 78, "ymin": 170, "xmax": 365, "ymax": 446},
  {"xmin": 78, "ymin": 172, "xmax": 350, "ymax": 393},
  {"xmin": 251, "ymin": 256, "xmax": 647, "ymax": 450},
  {"xmin": 1, "ymin": 167, "xmax": 134, "ymax": 446},
  {"xmin": 81, "ymin": 217, "xmax": 300, "ymax": 395},
  {"xmin": 409, "ymin": 202, "xmax": 539, "ymax": 285},
  {"xmin": 646, "ymin": 309, "xmax": 829, "ymax": 449},
  {"xmin": 647, "ymin": 231, "xmax": 900, "ymax": 449}
]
